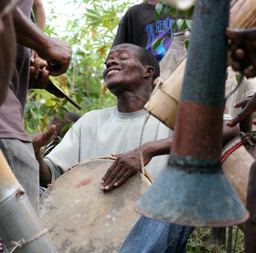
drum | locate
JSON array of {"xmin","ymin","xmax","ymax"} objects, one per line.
[
  {"xmin": 221, "ymin": 132, "xmax": 256, "ymax": 205},
  {"xmin": 40, "ymin": 157, "xmax": 151, "ymax": 253},
  {"xmin": 144, "ymin": 56, "xmax": 187, "ymax": 130}
]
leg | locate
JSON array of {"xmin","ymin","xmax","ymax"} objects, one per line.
[
  {"xmin": 245, "ymin": 160, "xmax": 256, "ymax": 252},
  {"xmin": 120, "ymin": 216, "xmax": 194, "ymax": 253},
  {"xmin": 209, "ymin": 228, "xmax": 226, "ymax": 245}
]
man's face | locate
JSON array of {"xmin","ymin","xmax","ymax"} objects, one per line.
[{"xmin": 103, "ymin": 45, "xmax": 146, "ymax": 93}]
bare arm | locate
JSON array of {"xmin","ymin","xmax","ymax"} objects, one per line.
[
  {"xmin": 226, "ymin": 96, "xmax": 256, "ymax": 128},
  {"xmin": 13, "ymin": 7, "xmax": 70, "ymax": 76},
  {"xmin": 33, "ymin": 0, "xmax": 46, "ymax": 30},
  {"xmin": 35, "ymin": 150, "xmax": 52, "ymax": 187},
  {"xmin": 101, "ymin": 137, "xmax": 173, "ymax": 191},
  {"xmin": 32, "ymin": 125, "xmax": 56, "ymax": 187}
]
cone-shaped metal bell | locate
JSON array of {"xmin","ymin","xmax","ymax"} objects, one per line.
[
  {"xmin": 135, "ymin": 155, "xmax": 249, "ymax": 227},
  {"xmin": 137, "ymin": 0, "xmax": 249, "ymax": 226}
]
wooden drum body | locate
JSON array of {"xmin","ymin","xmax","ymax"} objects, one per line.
[
  {"xmin": 222, "ymin": 132, "xmax": 256, "ymax": 205},
  {"xmin": 40, "ymin": 157, "xmax": 151, "ymax": 253}
]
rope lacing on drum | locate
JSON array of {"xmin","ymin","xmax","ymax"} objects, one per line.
[
  {"xmin": 138, "ymin": 112, "xmax": 150, "ymax": 176},
  {"xmin": 9, "ymin": 228, "xmax": 48, "ymax": 253}
]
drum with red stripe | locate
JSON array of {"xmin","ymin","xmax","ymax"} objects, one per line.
[{"xmin": 221, "ymin": 132, "xmax": 256, "ymax": 205}]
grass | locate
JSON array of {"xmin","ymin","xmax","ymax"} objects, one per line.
[{"xmin": 187, "ymin": 227, "xmax": 245, "ymax": 252}]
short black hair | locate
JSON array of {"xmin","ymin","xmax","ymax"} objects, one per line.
[
  {"xmin": 135, "ymin": 46, "xmax": 160, "ymax": 80},
  {"xmin": 110, "ymin": 43, "xmax": 160, "ymax": 81}
]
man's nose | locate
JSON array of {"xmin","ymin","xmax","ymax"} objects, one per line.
[{"xmin": 106, "ymin": 58, "xmax": 118, "ymax": 68}]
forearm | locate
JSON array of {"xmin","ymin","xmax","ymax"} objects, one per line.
[
  {"xmin": 35, "ymin": 150, "xmax": 52, "ymax": 187},
  {"xmin": 13, "ymin": 7, "xmax": 48, "ymax": 57},
  {"xmin": 33, "ymin": 2, "xmax": 46, "ymax": 29},
  {"xmin": 141, "ymin": 137, "xmax": 173, "ymax": 159}
]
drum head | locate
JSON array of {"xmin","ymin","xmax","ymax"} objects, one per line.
[{"xmin": 40, "ymin": 157, "xmax": 150, "ymax": 252}]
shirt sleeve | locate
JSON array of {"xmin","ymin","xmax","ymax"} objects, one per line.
[{"xmin": 44, "ymin": 121, "xmax": 81, "ymax": 181}]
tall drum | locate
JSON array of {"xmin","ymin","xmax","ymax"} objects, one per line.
[{"xmin": 222, "ymin": 132, "xmax": 256, "ymax": 205}]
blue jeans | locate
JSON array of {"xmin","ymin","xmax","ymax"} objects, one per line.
[
  {"xmin": 120, "ymin": 216, "xmax": 194, "ymax": 253},
  {"xmin": 39, "ymin": 186, "xmax": 46, "ymax": 198}
]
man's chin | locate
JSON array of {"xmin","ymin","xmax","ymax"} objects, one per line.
[{"xmin": 106, "ymin": 81, "xmax": 119, "ymax": 90}]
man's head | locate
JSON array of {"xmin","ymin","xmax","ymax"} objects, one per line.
[{"xmin": 103, "ymin": 43, "xmax": 160, "ymax": 96}]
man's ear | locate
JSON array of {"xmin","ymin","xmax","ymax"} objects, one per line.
[{"xmin": 143, "ymin": 65, "xmax": 155, "ymax": 79}]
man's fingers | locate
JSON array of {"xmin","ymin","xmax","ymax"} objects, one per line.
[
  {"xmin": 114, "ymin": 169, "xmax": 137, "ymax": 187},
  {"xmin": 101, "ymin": 162, "xmax": 118, "ymax": 184},
  {"xmin": 39, "ymin": 67, "xmax": 49, "ymax": 89},
  {"xmin": 235, "ymin": 49, "xmax": 245, "ymax": 60},
  {"xmin": 226, "ymin": 28, "xmax": 241, "ymax": 42},
  {"xmin": 226, "ymin": 28, "xmax": 256, "ymax": 43},
  {"xmin": 244, "ymin": 67, "xmax": 256, "ymax": 78},
  {"xmin": 102, "ymin": 169, "xmax": 120, "ymax": 186},
  {"xmin": 226, "ymin": 109, "xmax": 252, "ymax": 127},
  {"xmin": 226, "ymin": 118, "xmax": 239, "ymax": 127},
  {"xmin": 233, "ymin": 99, "xmax": 249, "ymax": 108},
  {"xmin": 46, "ymin": 125, "xmax": 56, "ymax": 138},
  {"xmin": 32, "ymin": 58, "xmax": 41, "ymax": 79},
  {"xmin": 231, "ymin": 61, "xmax": 241, "ymax": 72},
  {"xmin": 43, "ymin": 125, "xmax": 57, "ymax": 144},
  {"xmin": 39, "ymin": 59, "xmax": 48, "ymax": 69},
  {"xmin": 102, "ymin": 169, "xmax": 127, "ymax": 191},
  {"xmin": 102, "ymin": 167, "xmax": 138, "ymax": 191}
]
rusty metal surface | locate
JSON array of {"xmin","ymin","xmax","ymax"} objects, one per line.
[
  {"xmin": 180, "ymin": 0, "xmax": 228, "ymax": 106},
  {"xmin": 172, "ymin": 102, "xmax": 223, "ymax": 160},
  {"xmin": 135, "ymin": 162, "xmax": 249, "ymax": 227}
]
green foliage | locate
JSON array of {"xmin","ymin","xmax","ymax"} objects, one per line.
[{"xmin": 187, "ymin": 227, "xmax": 244, "ymax": 252}]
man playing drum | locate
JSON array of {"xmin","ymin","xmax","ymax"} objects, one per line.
[{"xmin": 34, "ymin": 43, "xmax": 239, "ymax": 252}]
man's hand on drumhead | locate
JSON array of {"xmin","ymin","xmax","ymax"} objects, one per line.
[
  {"xmin": 100, "ymin": 151, "xmax": 140, "ymax": 191},
  {"xmin": 226, "ymin": 95, "xmax": 256, "ymax": 127},
  {"xmin": 32, "ymin": 125, "xmax": 57, "ymax": 153}
]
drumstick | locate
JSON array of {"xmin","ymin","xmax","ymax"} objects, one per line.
[{"xmin": 47, "ymin": 79, "xmax": 82, "ymax": 110}]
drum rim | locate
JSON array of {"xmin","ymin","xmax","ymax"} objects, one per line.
[
  {"xmin": 221, "ymin": 136, "xmax": 242, "ymax": 163},
  {"xmin": 40, "ymin": 156, "xmax": 152, "ymax": 201}
]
